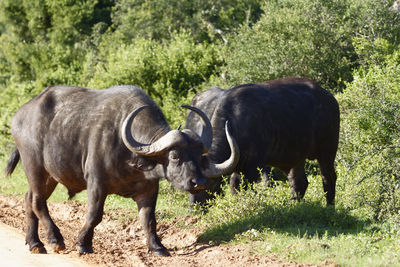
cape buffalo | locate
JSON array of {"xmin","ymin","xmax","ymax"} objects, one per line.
[
  {"xmin": 185, "ymin": 78, "xmax": 340, "ymax": 205},
  {"xmin": 4, "ymin": 85, "xmax": 238, "ymax": 256}
]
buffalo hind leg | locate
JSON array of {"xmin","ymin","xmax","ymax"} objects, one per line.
[
  {"xmin": 25, "ymin": 175, "xmax": 64, "ymax": 253},
  {"xmin": 318, "ymin": 159, "xmax": 337, "ymax": 205},
  {"xmin": 25, "ymin": 190, "xmax": 45, "ymax": 253},
  {"xmin": 134, "ymin": 181, "xmax": 169, "ymax": 256},
  {"xmin": 77, "ymin": 180, "xmax": 106, "ymax": 254},
  {"xmin": 287, "ymin": 162, "xmax": 309, "ymax": 201}
]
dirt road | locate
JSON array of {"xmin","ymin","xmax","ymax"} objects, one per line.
[
  {"xmin": 0, "ymin": 195, "xmax": 314, "ymax": 267},
  {"xmin": 0, "ymin": 222, "xmax": 90, "ymax": 267}
]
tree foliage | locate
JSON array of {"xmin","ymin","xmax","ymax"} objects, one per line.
[
  {"xmin": 112, "ymin": 0, "xmax": 263, "ymax": 43},
  {"xmin": 0, "ymin": 0, "xmax": 113, "ymax": 86},
  {"xmin": 222, "ymin": 0, "xmax": 400, "ymax": 92},
  {"xmin": 337, "ymin": 39, "xmax": 400, "ymax": 220}
]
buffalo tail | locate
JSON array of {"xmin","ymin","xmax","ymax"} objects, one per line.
[{"xmin": 4, "ymin": 148, "xmax": 20, "ymax": 177}]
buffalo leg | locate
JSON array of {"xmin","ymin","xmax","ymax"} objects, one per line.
[
  {"xmin": 25, "ymin": 190, "xmax": 45, "ymax": 253},
  {"xmin": 287, "ymin": 162, "xmax": 309, "ymax": 201},
  {"xmin": 230, "ymin": 168, "xmax": 256, "ymax": 193},
  {"xmin": 25, "ymin": 171, "xmax": 64, "ymax": 253},
  {"xmin": 230, "ymin": 168, "xmax": 262, "ymax": 194},
  {"xmin": 77, "ymin": 180, "xmax": 106, "ymax": 254},
  {"xmin": 229, "ymin": 172, "xmax": 241, "ymax": 194},
  {"xmin": 134, "ymin": 182, "xmax": 169, "ymax": 256},
  {"xmin": 229, "ymin": 167, "xmax": 273, "ymax": 194},
  {"xmin": 261, "ymin": 168, "xmax": 274, "ymax": 187},
  {"xmin": 318, "ymin": 159, "xmax": 337, "ymax": 205}
]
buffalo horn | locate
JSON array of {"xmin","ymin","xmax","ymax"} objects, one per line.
[
  {"xmin": 121, "ymin": 106, "xmax": 185, "ymax": 156},
  {"xmin": 121, "ymin": 105, "xmax": 154, "ymax": 155},
  {"xmin": 203, "ymin": 121, "xmax": 240, "ymax": 178},
  {"xmin": 181, "ymin": 105, "xmax": 213, "ymax": 151}
]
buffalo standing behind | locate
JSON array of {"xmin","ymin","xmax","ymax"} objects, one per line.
[{"xmin": 185, "ymin": 78, "xmax": 340, "ymax": 205}]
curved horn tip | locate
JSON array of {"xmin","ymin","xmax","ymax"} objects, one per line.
[
  {"xmin": 203, "ymin": 119, "xmax": 239, "ymax": 179},
  {"xmin": 138, "ymin": 105, "xmax": 150, "ymax": 111},
  {"xmin": 181, "ymin": 104, "xmax": 193, "ymax": 111},
  {"xmin": 181, "ymin": 104, "xmax": 213, "ymax": 151}
]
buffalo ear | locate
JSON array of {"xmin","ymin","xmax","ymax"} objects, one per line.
[{"xmin": 127, "ymin": 156, "xmax": 157, "ymax": 171}]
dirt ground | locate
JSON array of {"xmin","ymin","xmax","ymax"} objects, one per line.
[{"xmin": 0, "ymin": 195, "xmax": 328, "ymax": 267}]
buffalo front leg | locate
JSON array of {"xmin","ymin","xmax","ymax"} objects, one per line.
[
  {"xmin": 134, "ymin": 182, "xmax": 169, "ymax": 256},
  {"xmin": 77, "ymin": 181, "xmax": 106, "ymax": 254},
  {"xmin": 261, "ymin": 167, "xmax": 274, "ymax": 187}
]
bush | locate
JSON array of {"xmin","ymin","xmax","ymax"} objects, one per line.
[
  {"xmin": 337, "ymin": 39, "xmax": 400, "ymax": 220},
  {"xmin": 222, "ymin": 0, "xmax": 400, "ymax": 92},
  {"xmin": 87, "ymin": 31, "xmax": 223, "ymax": 126},
  {"xmin": 0, "ymin": 0, "xmax": 113, "ymax": 87},
  {"xmin": 111, "ymin": 0, "xmax": 263, "ymax": 43},
  {"xmin": 0, "ymin": 81, "xmax": 37, "ymax": 157}
]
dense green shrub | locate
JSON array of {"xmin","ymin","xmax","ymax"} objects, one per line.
[
  {"xmin": 346, "ymin": 0, "xmax": 400, "ymax": 46},
  {"xmin": 112, "ymin": 0, "xmax": 263, "ymax": 43},
  {"xmin": 222, "ymin": 0, "xmax": 400, "ymax": 92},
  {"xmin": 87, "ymin": 31, "xmax": 223, "ymax": 126},
  {"xmin": 337, "ymin": 39, "xmax": 400, "ymax": 220},
  {"xmin": 0, "ymin": 0, "xmax": 113, "ymax": 87},
  {"xmin": 0, "ymin": 81, "xmax": 37, "ymax": 158}
]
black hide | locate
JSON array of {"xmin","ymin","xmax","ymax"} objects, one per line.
[{"xmin": 185, "ymin": 78, "xmax": 340, "ymax": 205}]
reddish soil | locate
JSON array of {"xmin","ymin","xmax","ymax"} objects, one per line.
[{"xmin": 0, "ymin": 195, "xmax": 324, "ymax": 267}]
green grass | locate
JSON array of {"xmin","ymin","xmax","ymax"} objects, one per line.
[
  {"xmin": 249, "ymin": 225, "xmax": 400, "ymax": 266},
  {"xmin": 194, "ymin": 178, "xmax": 400, "ymax": 266},
  {"xmin": 2, "ymin": 156, "xmax": 400, "ymax": 266}
]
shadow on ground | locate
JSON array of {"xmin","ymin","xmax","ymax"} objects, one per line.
[{"xmin": 198, "ymin": 201, "xmax": 369, "ymax": 243}]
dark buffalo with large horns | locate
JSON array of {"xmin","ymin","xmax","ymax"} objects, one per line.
[
  {"xmin": 4, "ymin": 85, "xmax": 238, "ymax": 256},
  {"xmin": 185, "ymin": 78, "xmax": 340, "ymax": 205}
]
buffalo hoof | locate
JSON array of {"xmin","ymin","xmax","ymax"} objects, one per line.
[
  {"xmin": 77, "ymin": 245, "xmax": 94, "ymax": 254},
  {"xmin": 30, "ymin": 245, "xmax": 47, "ymax": 254},
  {"xmin": 151, "ymin": 248, "xmax": 170, "ymax": 257},
  {"xmin": 51, "ymin": 241, "xmax": 66, "ymax": 253}
]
